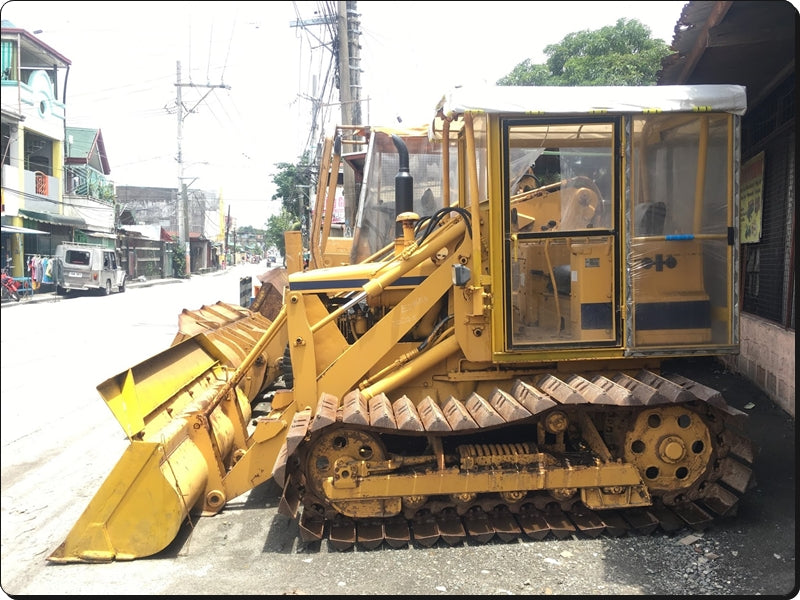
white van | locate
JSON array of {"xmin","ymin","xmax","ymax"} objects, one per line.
[{"xmin": 54, "ymin": 242, "xmax": 126, "ymax": 296}]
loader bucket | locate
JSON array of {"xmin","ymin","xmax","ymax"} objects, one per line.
[
  {"xmin": 47, "ymin": 435, "xmax": 205, "ymax": 563},
  {"xmin": 49, "ymin": 302, "xmax": 290, "ymax": 563}
]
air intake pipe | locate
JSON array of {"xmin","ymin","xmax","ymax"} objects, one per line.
[{"xmin": 392, "ymin": 134, "xmax": 413, "ymax": 237}]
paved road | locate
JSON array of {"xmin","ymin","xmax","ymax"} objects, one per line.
[{"xmin": 0, "ymin": 267, "xmax": 795, "ymax": 596}]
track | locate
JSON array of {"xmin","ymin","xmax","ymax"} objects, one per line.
[
  {"xmin": 269, "ymin": 369, "xmax": 756, "ymax": 551},
  {"xmin": 296, "ymin": 497, "xmax": 729, "ymax": 551}
]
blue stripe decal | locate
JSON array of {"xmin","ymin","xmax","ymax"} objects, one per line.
[
  {"xmin": 289, "ymin": 275, "xmax": 428, "ymax": 291},
  {"xmin": 665, "ymin": 234, "xmax": 694, "ymax": 241}
]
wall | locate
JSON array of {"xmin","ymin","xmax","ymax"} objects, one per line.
[{"xmin": 723, "ymin": 313, "xmax": 796, "ymax": 417}]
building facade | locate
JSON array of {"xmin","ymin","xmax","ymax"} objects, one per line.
[
  {"xmin": 116, "ymin": 184, "xmax": 225, "ymax": 275},
  {"xmin": 1, "ymin": 22, "xmax": 117, "ymax": 283}
]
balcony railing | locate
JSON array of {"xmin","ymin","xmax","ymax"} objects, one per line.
[{"xmin": 65, "ymin": 166, "xmax": 115, "ymax": 203}]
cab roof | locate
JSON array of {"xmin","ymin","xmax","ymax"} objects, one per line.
[{"xmin": 435, "ymin": 84, "xmax": 747, "ymax": 118}]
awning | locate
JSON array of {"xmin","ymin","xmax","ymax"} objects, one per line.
[
  {"xmin": 1, "ymin": 224, "xmax": 50, "ymax": 235},
  {"xmin": 18, "ymin": 209, "xmax": 86, "ymax": 227}
]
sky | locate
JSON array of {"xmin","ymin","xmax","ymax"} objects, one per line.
[{"xmin": 1, "ymin": 0, "xmax": 690, "ymax": 228}]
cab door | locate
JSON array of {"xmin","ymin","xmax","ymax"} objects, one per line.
[{"xmin": 501, "ymin": 117, "xmax": 620, "ymax": 350}]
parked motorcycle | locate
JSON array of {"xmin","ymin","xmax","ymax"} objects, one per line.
[{"xmin": 1, "ymin": 269, "xmax": 21, "ymax": 302}]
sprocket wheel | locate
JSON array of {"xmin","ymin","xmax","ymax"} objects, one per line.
[
  {"xmin": 623, "ymin": 405, "xmax": 713, "ymax": 495},
  {"xmin": 303, "ymin": 428, "xmax": 388, "ymax": 514}
]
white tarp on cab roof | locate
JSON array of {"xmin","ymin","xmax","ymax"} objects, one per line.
[{"xmin": 436, "ymin": 84, "xmax": 747, "ymax": 117}]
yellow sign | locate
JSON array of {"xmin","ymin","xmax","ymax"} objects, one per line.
[{"xmin": 740, "ymin": 152, "xmax": 764, "ymax": 244}]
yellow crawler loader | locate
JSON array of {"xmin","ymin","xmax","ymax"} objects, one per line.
[{"xmin": 49, "ymin": 85, "xmax": 755, "ymax": 562}]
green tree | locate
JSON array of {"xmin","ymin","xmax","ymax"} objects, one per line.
[
  {"xmin": 171, "ymin": 243, "xmax": 187, "ymax": 279},
  {"xmin": 264, "ymin": 209, "xmax": 298, "ymax": 259},
  {"xmin": 270, "ymin": 154, "xmax": 316, "ymax": 258},
  {"xmin": 497, "ymin": 18, "xmax": 671, "ymax": 86},
  {"xmin": 271, "ymin": 155, "xmax": 315, "ymax": 222}
]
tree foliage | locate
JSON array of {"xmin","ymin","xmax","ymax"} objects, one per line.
[
  {"xmin": 264, "ymin": 209, "xmax": 298, "ymax": 259},
  {"xmin": 267, "ymin": 155, "xmax": 315, "ymax": 258},
  {"xmin": 271, "ymin": 155, "xmax": 315, "ymax": 222},
  {"xmin": 497, "ymin": 18, "xmax": 672, "ymax": 86}
]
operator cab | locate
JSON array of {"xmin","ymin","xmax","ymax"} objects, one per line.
[{"xmin": 437, "ymin": 86, "xmax": 743, "ymax": 361}]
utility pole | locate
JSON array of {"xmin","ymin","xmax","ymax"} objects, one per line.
[
  {"xmin": 337, "ymin": 1, "xmax": 362, "ymax": 127},
  {"xmin": 224, "ymin": 204, "xmax": 231, "ymax": 268},
  {"xmin": 175, "ymin": 60, "xmax": 230, "ymax": 277},
  {"xmin": 290, "ymin": 3, "xmax": 362, "ymax": 233},
  {"xmin": 338, "ymin": 1, "xmax": 362, "ymax": 229},
  {"xmin": 176, "ymin": 61, "xmax": 189, "ymax": 277}
]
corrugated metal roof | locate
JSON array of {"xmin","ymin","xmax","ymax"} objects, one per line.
[
  {"xmin": 65, "ymin": 127, "xmax": 98, "ymax": 159},
  {"xmin": 65, "ymin": 127, "xmax": 111, "ymax": 174},
  {"xmin": 18, "ymin": 209, "xmax": 86, "ymax": 227}
]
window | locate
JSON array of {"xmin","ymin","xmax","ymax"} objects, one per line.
[
  {"xmin": 1, "ymin": 123, "xmax": 11, "ymax": 166},
  {"xmin": 0, "ymin": 40, "xmax": 17, "ymax": 82},
  {"xmin": 24, "ymin": 133, "xmax": 53, "ymax": 176},
  {"xmin": 35, "ymin": 171, "xmax": 49, "ymax": 196},
  {"xmin": 504, "ymin": 119, "xmax": 617, "ymax": 348},
  {"xmin": 65, "ymin": 250, "xmax": 91, "ymax": 266}
]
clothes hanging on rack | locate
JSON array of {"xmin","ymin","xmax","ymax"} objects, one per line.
[
  {"xmin": 43, "ymin": 257, "xmax": 53, "ymax": 283},
  {"xmin": 26, "ymin": 255, "xmax": 53, "ymax": 289},
  {"xmin": 27, "ymin": 256, "xmax": 38, "ymax": 289}
]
